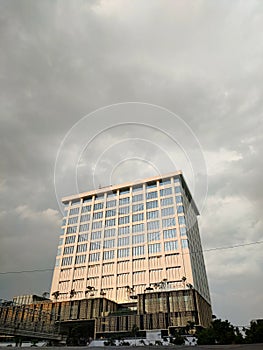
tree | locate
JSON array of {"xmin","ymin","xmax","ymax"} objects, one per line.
[
  {"xmin": 131, "ymin": 324, "xmax": 139, "ymax": 346},
  {"xmin": 244, "ymin": 320, "xmax": 263, "ymax": 344},
  {"xmin": 185, "ymin": 320, "xmax": 195, "ymax": 335},
  {"xmin": 52, "ymin": 291, "xmax": 60, "ymax": 300},
  {"xmin": 197, "ymin": 318, "xmax": 242, "ymax": 345}
]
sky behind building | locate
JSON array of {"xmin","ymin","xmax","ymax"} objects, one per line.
[{"xmin": 0, "ymin": 0, "xmax": 263, "ymax": 326}]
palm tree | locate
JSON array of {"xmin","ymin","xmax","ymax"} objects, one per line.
[
  {"xmin": 69, "ymin": 289, "xmax": 76, "ymax": 298},
  {"xmin": 181, "ymin": 276, "xmax": 187, "ymax": 288},
  {"xmin": 52, "ymin": 291, "xmax": 60, "ymax": 300}
]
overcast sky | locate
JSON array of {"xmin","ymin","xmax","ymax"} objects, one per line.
[{"xmin": 1, "ymin": 0, "xmax": 263, "ymax": 326}]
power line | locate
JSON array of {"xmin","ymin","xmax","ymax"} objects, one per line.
[{"xmin": 0, "ymin": 240, "xmax": 262, "ymax": 276}]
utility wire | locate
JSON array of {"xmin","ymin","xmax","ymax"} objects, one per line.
[{"xmin": 0, "ymin": 240, "xmax": 262, "ymax": 276}]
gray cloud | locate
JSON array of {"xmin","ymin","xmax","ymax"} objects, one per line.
[{"xmin": 0, "ymin": 0, "xmax": 263, "ymax": 326}]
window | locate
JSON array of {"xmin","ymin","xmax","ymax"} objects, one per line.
[
  {"xmin": 164, "ymin": 240, "xmax": 178, "ymax": 251},
  {"xmin": 106, "ymin": 200, "xmax": 116, "ymax": 208},
  {"xmin": 118, "ymin": 236, "xmax": 129, "ymax": 246},
  {"xmin": 163, "ymin": 228, "xmax": 177, "ymax": 239},
  {"xmin": 181, "ymin": 239, "xmax": 188, "ymax": 249},
  {"xmin": 79, "ymin": 224, "xmax": 89, "ymax": 232},
  {"xmin": 132, "ymin": 203, "xmax": 144, "ymax": 212},
  {"xmin": 118, "ymin": 216, "xmax": 129, "ymax": 225},
  {"xmin": 119, "ymin": 188, "xmax": 130, "ymax": 195},
  {"xmin": 161, "ymin": 207, "xmax": 175, "ymax": 217},
  {"xmin": 118, "ymin": 226, "xmax": 130, "ymax": 235},
  {"xmin": 148, "ymin": 232, "xmax": 160, "ymax": 241},
  {"xmin": 80, "ymin": 214, "xmax": 90, "ymax": 222},
  {"xmin": 162, "ymin": 218, "xmax": 176, "ymax": 228},
  {"xmin": 69, "ymin": 207, "xmax": 79, "ymax": 215},
  {"xmin": 106, "ymin": 209, "xmax": 116, "ymax": 217},
  {"xmin": 72, "ymin": 199, "xmax": 80, "ymax": 205},
  {"xmin": 175, "ymin": 186, "xmax": 181, "ymax": 194},
  {"xmin": 94, "ymin": 202, "xmax": 103, "ymax": 210},
  {"xmin": 146, "ymin": 182, "xmax": 157, "ymax": 189},
  {"xmin": 89, "ymin": 252, "xmax": 100, "ymax": 262},
  {"xmin": 61, "ymin": 256, "xmax": 73, "ymax": 266},
  {"xmin": 62, "ymin": 218, "xmax": 66, "ymax": 226},
  {"xmin": 82, "ymin": 205, "xmax": 91, "ymax": 212},
  {"xmin": 132, "ymin": 194, "xmax": 143, "ymax": 202},
  {"xmin": 161, "ymin": 197, "xmax": 173, "ymax": 206},
  {"xmin": 119, "ymin": 197, "xmax": 130, "ymax": 205},
  {"xmin": 176, "ymin": 196, "xmax": 183, "ymax": 203},
  {"xmin": 160, "ymin": 187, "xmax": 173, "ymax": 196},
  {"xmin": 104, "ymin": 239, "xmax": 115, "ymax": 249},
  {"xmin": 146, "ymin": 200, "xmax": 158, "ymax": 209},
  {"xmin": 132, "ymin": 185, "xmax": 143, "ymax": 192},
  {"xmin": 58, "ymin": 237, "xmax": 64, "ymax": 246},
  {"xmin": 177, "ymin": 205, "xmax": 184, "ymax": 214},
  {"xmin": 174, "ymin": 177, "xmax": 180, "ymax": 184},
  {"xmin": 147, "ymin": 210, "xmax": 159, "ymax": 220},
  {"xmin": 159, "ymin": 178, "xmax": 171, "ymax": 186},
  {"xmin": 132, "ymin": 223, "xmax": 144, "ymax": 233},
  {"xmin": 132, "ymin": 246, "xmax": 144, "ymax": 256},
  {"xmin": 64, "ymin": 246, "xmax": 74, "ymax": 255},
  {"xmin": 92, "ymin": 221, "xmax": 102, "ymax": 229},
  {"xmin": 55, "ymin": 258, "xmax": 60, "ymax": 267},
  {"xmin": 146, "ymin": 191, "xmax": 158, "ymax": 199},
  {"xmin": 93, "ymin": 212, "xmax": 103, "ymax": 220},
  {"xmin": 78, "ymin": 233, "xmax": 88, "ymax": 242},
  {"xmin": 83, "ymin": 196, "xmax": 92, "ymax": 203},
  {"xmin": 103, "ymin": 250, "xmax": 115, "ymax": 260},
  {"xmin": 57, "ymin": 248, "xmax": 62, "ymax": 256},
  {"xmin": 148, "ymin": 243, "xmax": 161, "ymax": 254},
  {"xmin": 77, "ymin": 244, "xmax": 87, "ymax": 253},
  {"xmin": 104, "ymin": 228, "xmax": 116, "ymax": 238},
  {"xmin": 103, "ymin": 218, "xmax": 115, "ymax": 227},
  {"xmin": 91, "ymin": 231, "xmax": 101, "ymax": 240},
  {"xmin": 180, "ymin": 227, "xmax": 187, "ymax": 236},
  {"xmin": 147, "ymin": 220, "xmax": 159, "ymax": 231},
  {"xmin": 119, "ymin": 206, "xmax": 129, "ymax": 215},
  {"xmin": 132, "ymin": 234, "xmax": 145, "ymax": 244},
  {"xmin": 178, "ymin": 216, "xmax": 186, "ymax": 225},
  {"xmin": 65, "ymin": 236, "xmax": 76, "ymax": 244},
  {"xmin": 67, "ymin": 226, "xmax": 77, "ymax": 234},
  {"xmin": 90, "ymin": 242, "xmax": 101, "ymax": 250},
  {"xmin": 75, "ymin": 255, "xmax": 86, "ymax": 264},
  {"xmin": 132, "ymin": 213, "xmax": 144, "ymax": 222},
  {"xmin": 117, "ymin": 248, "xmax": 129, "ymax": 258}
]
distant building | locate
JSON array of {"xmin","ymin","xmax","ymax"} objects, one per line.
[{"xmin": 13, "ymin": 294, "xmax": 49, "ymax": 305}]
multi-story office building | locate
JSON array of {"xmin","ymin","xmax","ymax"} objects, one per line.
[
  {"xmin": 51, "ymin": 171, "xmax": 210, "ymax": 308},
  {"xmin": 0, "ymin": 171, "xmax": 211, "ymax": 339}
]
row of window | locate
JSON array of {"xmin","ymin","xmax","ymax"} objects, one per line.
[
  {"xmin": 67, "ymin": 187, "xmax": 182, "ymax": 215},
  {"xmin": 62, "ymin": 233, "xmax": 181, "ymax": 253},
  {"xmin": 66, "ymin": 195, "xmax": 184, "ymax": 219},
  {"xmin": 60, "ymin": 239, "xmax": 188, "ymax": 266},
  {"xmin": 61, "ymin": 226, "xmax": 186, "ymax": 247},
  {"xmin": 65, "ymin": 177, "xmax": 181, "ymax": 206},
  {"xmin": 65, "ymin": 216, "xmax": 186, "ymax": 234}
]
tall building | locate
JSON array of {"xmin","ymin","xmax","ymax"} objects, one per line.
[
  {"xmin": 51, "ymin": 170, "xmax": 211, "ymax": 308},
  {"xmin": 0, "ymin": 171, "xmax": 211, "ymax": 340}
]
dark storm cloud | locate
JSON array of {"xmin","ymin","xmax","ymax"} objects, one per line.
[{"xmin": 0, "ymin": 0, "xmax": 262, "ymax": 325}]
